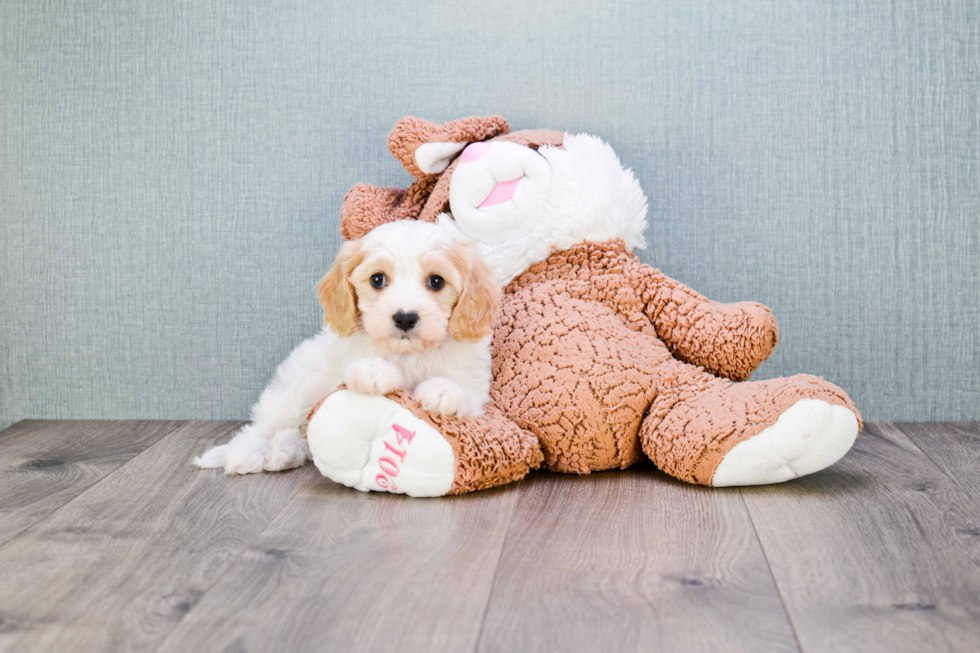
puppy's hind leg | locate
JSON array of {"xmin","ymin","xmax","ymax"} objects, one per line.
[
  {"xmin": 192, "ymin": 443, "xmax": 229, "ymax": 469},
  {"xmin": 263, "ymin": 428, "xmax": 311, "ymax": 472},
  {"xmin": 193, "ymin": 329, "xmax": 336, "ymax": 475},
  {"xmin": 192, "ymin": 425, "xmax": 270, "ymax": 475}
]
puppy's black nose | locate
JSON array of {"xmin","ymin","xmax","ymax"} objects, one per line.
[{"xmin": 392, "ymin": 311, "xmax": 419, "ymax": 332}]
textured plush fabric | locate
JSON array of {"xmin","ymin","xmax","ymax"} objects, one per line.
[
  {"xmin": 490, "ymin": 240, "xmax": 859, "ymax": 482},
  {"xmin": 387, "ymin": 116, "xmax": 510, "ymax": 180},
  {"xmin": 641, "ymin": 372, "xmax": 859, "ymax": 485},
  {"xmin": 416, "ymin": 129, "xmax": 567, "ymax": 225},
  {"xmin": 629, "ymin": 262, "xmax": 779, "ymax": 382},
  {"xmin": 392, "ymin": 394, "xmax": 544, "ymax": 495},
  {"xmin": 2, "ymin": 0, "xmax": 977, "ymax": 428},
  {"xmin": 328, "ymin": 115, "xmax": 863, "ymax": 490},
  {"xmin": 306, "ymin": 239, "xmax": 860, "ymax": 489},
  {"xmin": 339, "ymin": 118, "xmax": 567, "ymax": 236},
  {"xmin": 305, "ymin": 389, "xmax": 543, "ymax": 494}
]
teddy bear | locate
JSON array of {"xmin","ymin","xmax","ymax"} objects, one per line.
[{"xmin": 304, "ymin": 115, "xmax": 862, "ymax": 497}]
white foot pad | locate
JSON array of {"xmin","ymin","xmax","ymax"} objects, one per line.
[
  {"xmin": 711, "ymin": 399, "xmax": 858, "ymax": 487},
  {"xmin": 306, "ymin": 391, "xmax": 455, "ymax": 497}
]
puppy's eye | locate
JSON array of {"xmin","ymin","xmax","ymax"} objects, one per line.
[
  {"xmin": 427, "ymin": 275, "xmax": 445, "ymax": 291},
  {"xmin": 370, "ymin": 273, "xmax": 386, "ymax": 289}
]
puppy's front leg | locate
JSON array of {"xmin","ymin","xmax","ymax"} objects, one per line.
[
  {"xmin": 343, "ymin": 358, "xmax": 403, "ymax": 396},
  {"xmin": 414, "ymin": 377, "xmax": 474, "ymax": 418}
]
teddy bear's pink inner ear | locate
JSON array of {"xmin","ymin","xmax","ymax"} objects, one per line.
[
  {"xmin": 460, "ymin": 142, "xmax": 491, "ymax": 162},
  {"xmin": 414, "ymin": 142, "xmax": 467, "ymax": 174}
]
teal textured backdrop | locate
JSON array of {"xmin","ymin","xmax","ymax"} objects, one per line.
[{"xmin": 1, "ymin": 0, "xmax": 978, "ymax": 428}]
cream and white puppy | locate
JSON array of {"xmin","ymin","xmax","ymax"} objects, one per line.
[{"xmin": 193, "ymin": 220, "xmax": 500, "ymax": 475}]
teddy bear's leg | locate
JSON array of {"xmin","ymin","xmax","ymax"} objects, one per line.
[
  {"xmin": 640, "ymin": 367, "xmax": 861, "ymax": 486},
  {"xmin": 306, "ymin": 389, "xmax": 543, "ymax": 497}
]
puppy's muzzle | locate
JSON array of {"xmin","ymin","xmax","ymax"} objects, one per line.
[{"xmin": 392, "ymin": 310, "xmax": 419, "ymax": 332}]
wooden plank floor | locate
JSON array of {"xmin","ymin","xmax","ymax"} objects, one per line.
[{"xmin": 0, "ymin": 421, "xmax": 977, "ymax": 653}]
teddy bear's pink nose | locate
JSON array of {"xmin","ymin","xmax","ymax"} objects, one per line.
[{"xmin": 460, "ymin": 141, "xmax": 490, "ymax": 163}]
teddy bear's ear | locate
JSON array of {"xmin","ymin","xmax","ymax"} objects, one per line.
[
  {"xmin": 388, "ymin": 116, "xmax": 510, "ymax": 179},
  {"xmin": 414, "ymin": 141, "xmax": 467, "ymax": 175},
  {"xmin": 339, "ymin": 180, "xmax": 434, "ymax": 240}
]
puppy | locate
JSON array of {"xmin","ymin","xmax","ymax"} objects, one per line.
[{"xmin": 193, "ymin": 220, "xmax": 500, "ymax": 475}]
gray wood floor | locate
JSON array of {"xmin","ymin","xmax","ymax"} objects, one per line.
[{"xmin": 0, "ymin": 421, "xmax": 977, "ymax": 653}]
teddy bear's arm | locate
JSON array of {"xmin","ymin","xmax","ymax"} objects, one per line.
[{"xmin": 627, "ymin": 261, "xmax": 778, "ymax": 382}]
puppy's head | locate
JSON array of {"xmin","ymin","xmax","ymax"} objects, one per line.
[{"xmin": 317, "ymin": 221, "xmax": 500, "ymax": 355}]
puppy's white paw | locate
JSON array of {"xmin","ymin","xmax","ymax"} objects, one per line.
[
  {"xmin": 712, "ymin": 399, "xmax": 859, "ymax": 487},
  {"xmin": 224, "ymin": 448, "xmax": 266, "ymax": 475},
  {"xmin": 263, "ymin": 428, "xmax": 310, "ymax": 472},
  {"xmin": 193, "ymin": 425, "xmax": 270, "ymax": 475},
  {"xmin": 306, "ymin": 390, "xmax": 456, "ymax": 497},
  {"xmin": 414, "ymin": 377, "xmax": 472, "ymax": 418},
  {"xmin": 217, "ymin": 425, "xmax": 269, "ymax": 476},
  {"xmin": 343, "ymin": 358, "xmax": 403, "ymax": 396}
]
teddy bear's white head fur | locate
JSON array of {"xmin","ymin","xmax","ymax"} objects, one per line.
[{"xmin": 436, "ymin": 133, "xmax": 649, "ymax": 286}]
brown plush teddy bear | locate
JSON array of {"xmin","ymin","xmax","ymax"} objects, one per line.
[{"xmin": 305, "ymin": 115, "xmax": 862, "ymax": 497}]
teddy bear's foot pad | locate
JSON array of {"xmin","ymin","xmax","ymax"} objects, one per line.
[
  {"xmin": 307, "ymin": 390, "xmax": 455, "ymax": 497},
  {"xmin": 711, "ymin": 399, "xmax": 858, "ymax": 487}
]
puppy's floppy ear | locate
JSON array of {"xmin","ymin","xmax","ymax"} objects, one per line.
[
  {"xmin": 448, "ymin": 241, "xmax": 501, "ymax": 343},
  {"xmin": 317, "ymin": 241, "xmax": 364, "ymax": 337}
]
